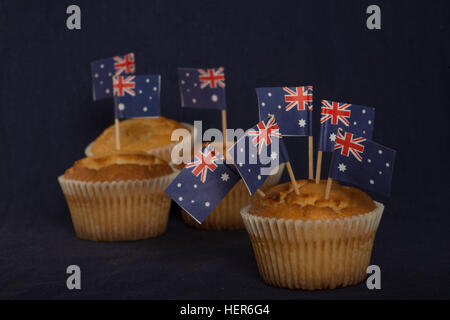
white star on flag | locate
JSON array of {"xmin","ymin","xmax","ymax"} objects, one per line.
[
  {"xmin": 270, "ymin": 152, "xmax": 278, "ymax": 160},
  {"xmin": 338, "ymin": 163, "xmax": 347, "ymax": 172},
  {"xmin": 329, "ymin": 133, "xmax": 337, "ymax": 142},
  {"xmin": 221, "ymin": 173, "xmax": 230, "ymax": 182},
  {"xmin": 298, "ymin": 119, "xmax": 306, "ymax": 127}
]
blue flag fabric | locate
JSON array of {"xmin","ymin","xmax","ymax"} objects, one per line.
[
  {"xmin": 229, "ymin": 116, "xmax": 290, "ymax": 195},
  {"xmin": 177, "ymin": 67, "xmax": 226, "ymax": 109},
  {"xmin": 91, "ymin": 52, "xmax": 135, "ymax": 101},
  {"xmin": 113, "ymin": 75, "xmax": 161, "ymax": 119},
  {"xmin": 319, "ymin": 100, "xmax": 375, "ymax": 152},
  {"xmin": 256, "ymin": 86, "xmax": 313, "ymax": 136},
  {"xmin": 165, "ymin": 145, "xmax": 240, "ymax": 223},
  {"xmin": 330, "ymin": 129, "xmax": 396, "ymax": 195}
]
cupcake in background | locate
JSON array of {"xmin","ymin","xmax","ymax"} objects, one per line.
[
  {"xmin": 85, "ymin": 117, "xmax": 192, "ymax": 164},
  {"xmin": 180, "ymin": 142, "xmax": 285, "ymax": 230},
  {"xmin": 58, "ymin": 152, "xmax": 177, "ymax": 241},
  {"xmin": 241, "ymin": 179, "xmax": 384, "ymax": 290}
]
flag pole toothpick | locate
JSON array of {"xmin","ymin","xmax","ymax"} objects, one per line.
[
  {"xmin": 256, "ymin": 189, "xmax": 266, "ymax": 197},
  {"xmin": 286, "ymin": 161, "xmax": 299, "ymax": 195},
  {"xmin": 324, "ymin": 177, "xmax": 333, "ymax": 200},
  {"xmin": 115, "ymin": 118, "xmax": 121, "ymax": 150},
  {"xmin": 315, "ymin": 151, "xmax": 323, "ymax": 184},
  {"xmin": 308, "ymin": 136, "xmax": 314, "ymax": 180},
  {"xmin": 221, "ymin": 109, "xmax": 227, "ymax": 156}
]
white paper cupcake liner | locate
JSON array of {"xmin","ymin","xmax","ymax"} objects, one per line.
[
  {"xmin": 58, "ymin": 171, "xmax": 177, "ymax": 241},
  {"xmin": 181, "ymin": 164, "xmax": 285, "ymax": 230},
  {"xmin": 240, "ymin": 201, "xmax": 384, "ymax": 290}
]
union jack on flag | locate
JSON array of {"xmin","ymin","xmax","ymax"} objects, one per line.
[
  {"xmin": 114, "ymin": 75, "xmax": 161, "ymax": 119},
  {"xmin": 330, "ymin": 131, "xmax": 396, "ymax": 196},
  {"xmin": 198, "ymin": 68, "xmax": 226, "ymax": 89},
  {"xmin": 113, "ymin": 75, "xmax": 136, "ymax": 97},
  {"xmin": 321, "ymin": 101, "xmax": 351, "ymax": 126},
  {"xmin": 178, "ymin": 67, "xmax": 227, "ymax": 109},
  {"xmin": 91, "ymin": 52, "xmax": 136, "ymax": 101},
  {"xmin": 229, "ymin": 115, "xmax": 290, "ymax": 195},
  {"xmin": 334, "ymin": 129, "xmax": 366, "ymax": 162},
  {"xmin": 165, "ymin": 145, "xmax": 240, "ymax": 223},
  {"xmin": 283, "ymin": 86, "xmax": 313, "ymax": 111},
  {"xmin": 318, "ymin": 100, "xmax": 375, "ymax": 152},
  {"xmin": 247, "ymin": 115, "xmax": 282, "ymax": 155},
  {"xmin": 185, "ymin": 147, "xmax": 221, "ymax": 183},
  {"xmin": 256, "ymin": 86, "xmax": 313, "ymax": 136},
  {"xmin": 113, "ymin": 53, "xmax": 136, "ymax": 76}
]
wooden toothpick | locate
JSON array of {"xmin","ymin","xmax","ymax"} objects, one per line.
[
  {"xmin": 324, "ymin": 177, "xmax": 333, "ymax": 200},
  {"xmin": 114, "ymin": 118, "xmax": 121, "ymax": 150},
  {"xmin": 256, "ymin": 189, "xmax": 266, "ymax": 197},
  {"xmin": 308, "ymin": 136, "xmax": 314, "ymax": 180},
  {"xmin": 315, "ymin": 150, "xmax": 323, "ymax": 184},
  {"xmin": 285, "ymin": 161, "xmax": 299, "ymax": 195},
  {"xmin": 221, "ymin": 109, "xmax": 227, "ymax": 156}
]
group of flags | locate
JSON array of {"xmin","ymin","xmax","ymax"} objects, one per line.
[
  {"xmin": 91, "ymin": 52, "xmax": 161, "ymax": 118},
  {"xmin": 172, "ymin": 75, "xmax": 396, "ymax": 223},
  {"xmin": 90, "ymin": 53, "xmax": 395, "ymax": 224}
]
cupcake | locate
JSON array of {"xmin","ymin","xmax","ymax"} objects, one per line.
[
  {"xmin": 241, "ymin": 179, "xmax": 384, "ymax": 290},
  {"xmin": 58, "ymin": 152, "xmax": 177, "ymax": 241},
  {"xmin": 181, "ymin": 142, "xmax": 285, "ymax": 230},
  {"xmin": 85, "ymin": 117, "xmax": 189, "ymax": 163}
]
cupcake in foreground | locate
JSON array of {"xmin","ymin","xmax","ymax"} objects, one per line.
[
  {"xmin": 58, "ymin": 152, "xmax": 177, "ymax": 241},
  {"xmin": 179, "ymin": 142, "xmax": 285, "ymax": 231},
  {"xmin": 241, "ymin": 179, "xmax": 384, "ymax": 290},
  {"xmin": 85, "ymin": 117, "xmax": 188, "ymax": 162}
]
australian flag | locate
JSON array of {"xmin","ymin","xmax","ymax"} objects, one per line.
[
  {"xmin": 256, "ymin": 86, "xmax": 313, "ymax": 136},
  {"xmin": 330, "ymin": 129, "xmax": 396, "ymax": 195},
  {"xmin": 319, "ymin": 100, "xmax": 375, "ymax": 152},
  {"xmin": 177, "ymin": 67, "xmax": 226, "ymax": 109},
  {"xmin": 113, "ymin": 75, "xmax": 161, "ymax": 119},
  {"xmin": 91, "ymin": 52, "xmax": 136, "ymax": 101},
  {"xmin": 229, "ymin": 115, "xmax": 290, "ymax": 195},
  {"xmin": 165, "ymin": 145, "xmax": 240, "ymax": 223}
]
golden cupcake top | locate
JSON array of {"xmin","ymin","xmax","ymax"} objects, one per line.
[
  {"xmin": 90, "ymin": 117, "xmax": 187, "ymax": 155},
  {"xmin": 64, "ymin": 152, "xmax": 173, "ymax": 182},
  {"xmin": 248, "ymin": 180, "xmax": 376, "ymax": 221}
]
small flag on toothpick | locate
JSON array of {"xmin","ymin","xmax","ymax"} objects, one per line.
[
  {"xmin": 113, "ymin": 75, "xmax": 161, "ymax": 119},
  {"xmin": 229, "ymin": 115, "xmax": 290, "ymax": 195},
  {"xmin": 178, "ymin": 66, "xmax": 228, "ymax": 154},
  {"xmin": 165, "ymin": 144, "xmax": 240, "ymax": 224},
  {"xmin": 178, "ymin": 67, "xmax": 226, "ymax": 109},
  {"xmin": 316, "ymin": 100, "xmax": 375, "ymax": 183},
  {"xmin": 91, "ymin": 52, "xmax": 136, "ymax": 101},
  {"xmin": 256, "ymin": 86, "xmax": 314, "ymax": 180},
  {"xmin": 329, "ymin": 129, "xmax": 395, "ymax": 195},
  {"xmin": 256, "ymin": 86, "xmax": 313, "ymax": 136},
  {"xmin": 318, "ymin": 100, "xmax": 375, "ymax": 152}
]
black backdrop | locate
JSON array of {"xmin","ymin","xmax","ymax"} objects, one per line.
[{"xmin": 0, "ymin": 0, "xmax": 449, "ymax": 299}]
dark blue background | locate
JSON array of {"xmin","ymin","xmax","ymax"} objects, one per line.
[{"xmin": 0, "ymin": 0, "xmax": 449, "ymax": 299}]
